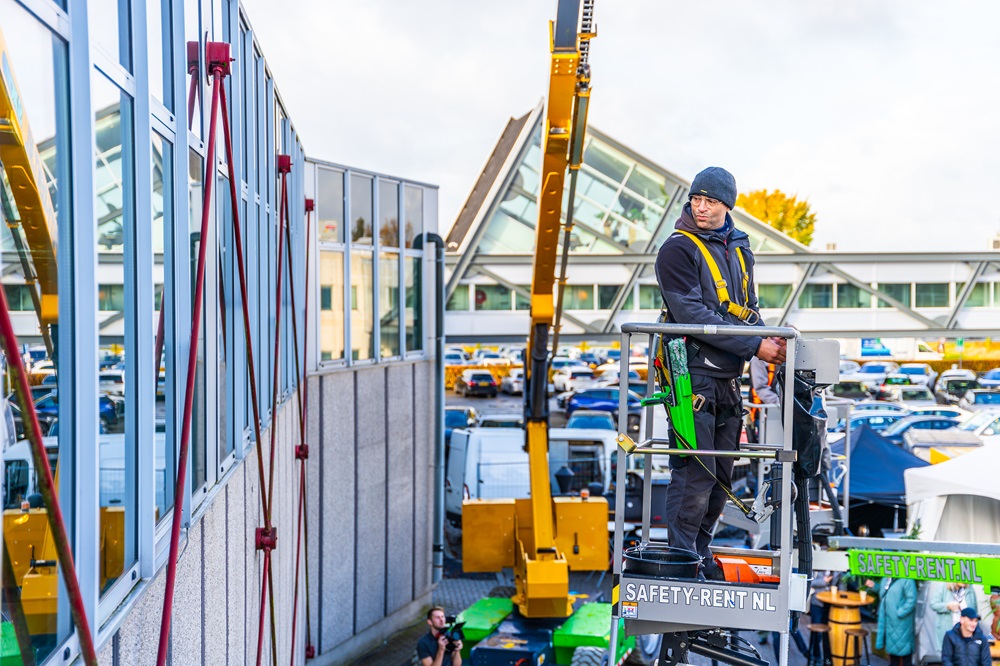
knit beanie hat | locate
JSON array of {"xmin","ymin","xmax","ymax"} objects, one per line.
[{"xmin": 690, "ymin": 167, "xmax": 737, "ymax": 210}]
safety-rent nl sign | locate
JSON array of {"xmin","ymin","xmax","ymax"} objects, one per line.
[{"xmin": 848, "ymin": 550, "xmax": 1000, "ymax": 588}]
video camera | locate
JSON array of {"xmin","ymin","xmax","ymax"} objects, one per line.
[{"xmin": 443, "ymin": 616, "xmax": 465, "ymax": 654}]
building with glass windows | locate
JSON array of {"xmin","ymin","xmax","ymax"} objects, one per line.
[
  {"xmin": 1, "ymin": 1, "xmax": 439, "ymax": 665},
  {"xmin": 445, "ymin": 102, "xmax": 1000, "ymax": 344}
]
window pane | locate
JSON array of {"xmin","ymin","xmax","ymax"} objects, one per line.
[
  {"xmin": 877, "ymin": 283, "xmax": 911, "ymax": 308},
  {"xmin": 379, "ymin": 252, "xmax": 400, "ymax": 357},
  {"xmin": 319, "ymin": 250, "xmax": 344, "ymax": 360},
  {"xmin": 350, "ymin": 174, "xmax": 373, "ymax": 245},
  {"xmin": 405, "ymin": 256, "xmax": 422, "ymax": 352},
  {"xmin": 447, "ymin": 286, "xmax": 470, "ymax": 311},
  {"xmin": 89, "ymin": 0, "xmax": 132, "ymax": 72},
  {"xmin": 757, "ymin": 284, "xmax": 792, "ymax": 309},
  {"xmin": 583, "ymin": 140, "xmax": 630, "ymax": 187},
  {"xmin": 92, "ymin": 70, "xmax": 136, "ymax": 595},
  {"xmin": 351, "ymin": 252, "xmax": 374, "ymax": 360},
  {"xmin": 915, "ymin": 283, "xmax": 949, "ymax": 308},
  {"xmin": 0, "ymin": 6, "xmax": 74, "ymax": 657},
  {"xmin": 317, "ymin": 168, "xmax": 344, "ymax": 243},
  {"xmin": 957, "ymin": 282, "xmax": 989, "ymax": 308},
  {"xmin": 799, "ymin": 284, "xmax": 833, "ymax": 309},
  {"xmin": 475, "ymin": 284, "xmax": 511, "ymax": 311},
  {"xmin": 515, "ymin": 286, "xmax": 531, "ymax": 311},
  {"xmin": 378, "ymin": 181, "xmax": 399, "ymax": 248},
  {"xmin": 147, "ymin": 0, "xmax": 171, "ymax": 105},
  {"xmin": 638, "ymin": 284, "xmax": 662, "ymax": 310},
  {"xmin": 152, "ymin": 133, "xmax": 174, "ymax": 519},
  {"xmin": 188, "ymin": 149, "xmax": 207, "ymax": 491},
  {"xmin": 217, "ymin": 174, "xmax": 232, "ymax": 461},
  {"xmin": 562, "ymin": 285, "xmax": 595, "ymax": 310},
  {"xmin": 404, "ymin": 186, "xmax": 423, "ymax": 248},
  {"xmin": 837, "ymin": 283, "xmax": 870, "ymax": 309}
]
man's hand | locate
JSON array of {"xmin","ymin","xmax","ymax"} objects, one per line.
[
  {"xmin": 437, "ymin": 634, "xmax": 449, "ymax": 654},
  {"xmin": 756, "ymin": 337, "xmax": 786, "ymax": 364}
]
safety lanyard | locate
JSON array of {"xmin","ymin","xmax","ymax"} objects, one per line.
[{"xmin": 675, "ymin": 229, "xmax": 758, "ymax": 324}]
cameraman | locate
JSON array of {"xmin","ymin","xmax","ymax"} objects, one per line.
[{"xmin": 416, "ymin": 606, "xmax": 463, "ymax": 666}]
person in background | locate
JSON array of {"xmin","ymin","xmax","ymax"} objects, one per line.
[
  {"xmin": 931, "ymin": 583, "xmax": 980, "ymax": 654},
  {"xmin": 877, "ymin": 577, "xmax": 919, "ymax": 666},
  {"xmin": 941, "ymin": 607, "xmax": 991, "ymax": 666},
  {"xmin": 416, "ymin": 606, "xmax": 463, "ymax": 666}
]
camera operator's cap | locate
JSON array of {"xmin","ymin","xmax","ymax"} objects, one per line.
[
  {"xmin": 961, "ymin": 607, "xmax": 981, "ymax": 619},
  {"xmin": 690, "ymin": 167, "xmax": 737, "ymax": 210}
]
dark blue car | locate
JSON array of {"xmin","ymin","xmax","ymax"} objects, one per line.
[
  {"xmin": 566, "ymin": 387, "xmax": 642, "ymax": 418},
  {"xmin": 34, "ymin": 390, "xmax": 119, "ymax": 430}
]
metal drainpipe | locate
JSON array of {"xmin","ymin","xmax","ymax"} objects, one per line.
[{"xmin": 420, "ymin": 233, "xmax": 446, "ymax": 583}]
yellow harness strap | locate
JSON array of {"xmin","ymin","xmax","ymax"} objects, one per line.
[{"xmin": 675, "ymin": 229, "xmax": 758, "ymax": 324}]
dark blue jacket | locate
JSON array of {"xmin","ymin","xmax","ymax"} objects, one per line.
[
  {"xmin": 655, "ymin": 206, "xmax": 764, "ymax": 378},
  {"xmin": 941, "ymin": 623, "xmax": 992, "ymax": 666}
]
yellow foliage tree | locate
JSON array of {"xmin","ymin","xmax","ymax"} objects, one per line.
[{"xmin": 736, "ymin": 189, "xmax": 816, "ymax": 246}]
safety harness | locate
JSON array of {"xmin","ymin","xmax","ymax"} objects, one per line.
[{"xmin": 675, "ymin": 229, "xmax": 759, "ymax": 325}]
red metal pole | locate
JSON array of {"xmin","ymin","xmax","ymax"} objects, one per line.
[
  {"xmin": 0, "ymin": 281, "xmax": 98, "ymax": 664},
  {"xmin": 265, "ymin": 169, "xmax": 288, "ymax": 525},
  {"xmin": 301, "ymin": 203, "xmax": 315, "ymax": 659},
  {"xmin": 289, "ymin": 462, "xmax": 305, "ymax": 666},
  {"xmin": 155, "ymin": 64, "xmax": 223, "ymax": 666},
  {"xmin": 256, "ymin": 550, "xmax": 271, "ymax": 666}
]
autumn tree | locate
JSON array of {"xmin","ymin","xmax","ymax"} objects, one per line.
[{"xmin": 736, "ymin": 189, "xmax": 816, "ymax": 246}]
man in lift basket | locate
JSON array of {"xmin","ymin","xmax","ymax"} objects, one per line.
[{"xmin": 654, "ymin": 166, "xmax": 786, "ymax": 580}]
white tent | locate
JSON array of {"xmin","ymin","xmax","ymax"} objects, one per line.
[
  {"xmin": 906, "ymin": 446, "xmax": 1000, "ymax": 663},
  {"xmin": 905, "ymin": 445, "xmax": 1000, "ymax": 543}
]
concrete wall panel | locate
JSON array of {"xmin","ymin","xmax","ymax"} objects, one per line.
[
  {"xmin": 171, "ymin": 519, "xmax": 203, "ymax": 665},
  {"xmin": 353, "ymin": 366, "xmax": 388, "ymax": 632},
  {"xmin": 386, "ymin": 364, "xmax": 415, "ymax": 614},
  {"xmin": 320, "ymin": 370, "xmax": 355, "ymax": 650},
  {"xmin": 203, "ymin": 492, "xmax": 228, "ymax": 665},
  {"xmin": 226, "ymin": 463, "xmax": 247, "ymax": 666},
  {"xmin": 305, "ymin": 375, "xmax": 321, "ymax": 653},
  {"xmin": 412, "ymin": 361, "xmax": 434, "ymax": 596}
]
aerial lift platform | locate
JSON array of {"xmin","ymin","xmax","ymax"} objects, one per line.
[{"xmin": 609, "ymin": 322, "xmax": 840, "ymax": 665}]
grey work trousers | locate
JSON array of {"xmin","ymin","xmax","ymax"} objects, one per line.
[{"xmin": 664, "ymin": 373, "xmax": 743, "ymax": 563}]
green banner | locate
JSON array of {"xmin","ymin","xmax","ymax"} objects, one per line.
[{"xmin": 848, "ymin": 549, "xmax": 1000, "ymax": 588}]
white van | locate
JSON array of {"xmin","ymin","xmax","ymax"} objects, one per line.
[{"xmin": 444, "ymin": 427, "xmax": 621, "ymax": 526}]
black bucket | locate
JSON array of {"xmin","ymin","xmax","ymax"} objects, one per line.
[{"xmin": 623, "ymin": 545, "xmax": 700, "ymax": 578}]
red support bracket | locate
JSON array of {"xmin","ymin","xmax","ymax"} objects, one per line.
[
  {"xmin": 304, "ymin": 198, "xmax": 315, "ymax": 213},
  {"xmin": 186, "ymin": 41, "xmax": 199, "ymax": 74},
  {"xmin": 278, "ymin": 154, "xmax": 292, "ymax": 174},
  {"xmin": 295, "ymin": 443, "xmax": 309, "ymax": 460},
  {"xmin": 255, "ymin": 526, "xmax": 278, "ymax": 552},
  {"xmin": 305, "ymin": 645, "xmax": 316, "ymax": 659},
  {"xmin": 205, "ymin": 41, "xmax": 232, "ymax": 77}
]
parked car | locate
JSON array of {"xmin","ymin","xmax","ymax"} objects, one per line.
[
  {"xmin": 443, "ymin": 352, "xmax": 467, "ymax": 365},
  {"xmin": 935, "ymin": 368, "xmax": 977, "ymax": 390},
  {"xmin": 549, "ymin": 356, "xmax": 577, "ymax": 372},
  {"xmin": 453, "ymin": 370, "xmax": 498, "ymax": 398},
  {"xmin": 906, "ymin": 405, "xmax": 971, "ymax": 421},
  {"xmin": 444, "ymin": 407, "xmax": 477, "ymax": 447},
  {"xmin": 880, "ymin": 415, "xmax": 961, "ymax": 446},
  {"xmin": 935, "ymin": 377, "xmax": 980, "ymax": 405},
  {"xmin": 831, "ymin": 410, "xmax": 904, "ymax": 434},
  {"xmin": 897, "ymin": 363, "xmax": 937, "ymax": 387},
  {"xmin": 571, "ymin": 351, "xmax": 601, "ymax": 368},
  {"xmin": 852, "ymin": 400, "xmax": 908, "ymax": 413},
  {"xmin": 839, "ymin": 359, "xmax": 861, "ymax": 377},
  {"xmin": 952, "ymin": 408, "xmax": 1000, "ymax": 446},
  {"xmin": 958, "ymin": 389, "xmax": 1000, "ymax": 412},
  {"xmin": 500, "ymin": 368, "xmax": 524, "ymax": 395},
  {"xmin": 823, "ymin": 381, "xmax": 871, "ymax": 401},
  {"xmin": 99, "ymin": 370, "xmax": 126, "ymax": 395},
  {"xmin": 978, "ymin": 368, "xmax": 1000, "ymax": 389},
  {"xmin": 565, "ymin": 388, "xmax": 642, "ymax": 434},
  {"xmin": 855, "ymin": 361, "xmax": 900, "ymax": 391},
  {"xmin": 552, "ymin": 366, "xmax": 597, "ymax": 392},
  {"xmin": 883, "ymin": 386, "xmax": 937, "ymax": 410},
  {"xmin": 565, "ymin": 410, "xmax": 616, "ymax": 430},
  {"xmin": 874, "ymin": 373, "xmax": 912, "ymax": 400},
  {"xmin": 475, "ymin": 412, "xmax": 523, "ymax": 428}
]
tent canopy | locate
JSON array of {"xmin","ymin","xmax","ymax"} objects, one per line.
[
  {"xmin": 904, "ymin": 443, "xmax": 1000, "ymax": 505},
  {"xmin": 832, "ymin": 424, "xmax": 930, "ymax": 505}
]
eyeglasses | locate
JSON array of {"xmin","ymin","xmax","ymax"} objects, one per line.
[{"xmin": 690, "ymin": 195, "xmax": 723, "ymax": 208}]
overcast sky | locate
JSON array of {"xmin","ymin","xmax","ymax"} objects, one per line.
[{"xmin": 241, "ymin": 0, "xmax": 1000, "ymax": 252}]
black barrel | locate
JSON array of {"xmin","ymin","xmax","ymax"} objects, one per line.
[{"xmin": 622, "ymin": 545, "xmax": 700, "ymax": 578}]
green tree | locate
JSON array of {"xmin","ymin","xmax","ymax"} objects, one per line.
[{"xmin": 736, "ymin": 189, "xmax": 816, "ymax": 246}]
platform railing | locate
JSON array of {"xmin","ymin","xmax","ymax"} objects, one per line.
[{"xmin": 610, "ymin": 322, "xmax": 801, "ymax": 665}]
